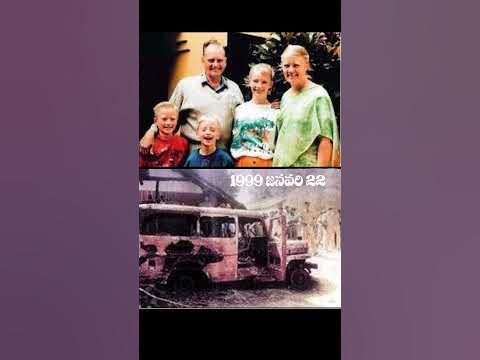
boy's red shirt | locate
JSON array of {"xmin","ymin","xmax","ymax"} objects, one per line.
[{"xmin": 139, "ymin": 135, "xmax": 188, "ymax": 168}]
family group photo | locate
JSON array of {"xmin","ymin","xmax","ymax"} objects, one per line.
[{"xmin": 139, "ymin": 32, "xmax": 341, "ymax": 169}]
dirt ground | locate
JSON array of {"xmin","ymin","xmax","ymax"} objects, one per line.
[{"xmin": 139, "ymin": 249, "xmax": 341, "ymax": 308}]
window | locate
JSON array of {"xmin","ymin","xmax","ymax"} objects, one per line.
[
  {"xmin": 270, "ymin": 218, "xmax": 282, "ymax": 239},
  {"xmin": 200, "ymin": 216, "xmax": 236, "ymax": 238},
  {"xmin": 239, "ymin": 218, "xmax": 266, "ymax": 238},
  {"xmin": 140, "ymin": 211, "xmax": 197, "ymax": 236}
]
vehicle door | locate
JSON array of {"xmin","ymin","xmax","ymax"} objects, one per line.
[
  {"xmin": 198, "ymin": 214, "xmax": 238, "ymax": 282},
  {"xmin": 266, "ymin": 214, "xmax": 287, "ymax": 281}
]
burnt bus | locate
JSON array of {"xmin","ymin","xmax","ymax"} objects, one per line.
[{"xmin": 139, "ymin": 203, "xmax": 317, "ymax": 291}]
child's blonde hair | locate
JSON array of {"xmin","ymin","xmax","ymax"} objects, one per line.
[
  {"xmin": 197, "ymin": 114, "xmax": 222, "ymax": 137},
  {"xmin": 248, "ymin": 63, "xmax": 275, "ymax": 81},
  {"xmin": 153, "ymin": 101, "xmax": 178, "ymax": 116}
]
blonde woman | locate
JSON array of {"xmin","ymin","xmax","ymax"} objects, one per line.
[{"xmin": 273, "ymin": 45, "xmax": 340, "ymax": 167}]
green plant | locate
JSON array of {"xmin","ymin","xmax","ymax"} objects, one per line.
[{"xmin": 249, "ymin": 32, "xmax": 341, "ymax": 132}]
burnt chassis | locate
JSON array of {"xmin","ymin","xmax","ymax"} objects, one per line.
[{"xmin": 139, "ymin": 204, "xmax": 317, "ymax": 291}]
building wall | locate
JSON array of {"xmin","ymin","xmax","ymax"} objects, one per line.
[
  {"xmin": 168, "ymin": 32, "xmax": 228, "ymax": 97},
  {"xmin": 238, "ymin": 32, "xmax": 272, "ymax": 38}
]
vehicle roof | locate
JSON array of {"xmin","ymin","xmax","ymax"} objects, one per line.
[{"xmin": 139, "ymin": 203, "xmax": 267, "ymax": 218}]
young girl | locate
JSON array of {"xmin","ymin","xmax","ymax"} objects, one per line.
[
  {"xmin": 230, "ymin": 63, "xmax": 279, "ymax": 167},
  {"xmin": 183, "ymin": 114, "xmax": 234, "ymax": 168},
  {"xmin": 272, "ymin": 45, "xmax": 340, "ymax": 167},
  {"xmin": 139, "ymin": 102, "xmax": 188, "ymax": 168}
]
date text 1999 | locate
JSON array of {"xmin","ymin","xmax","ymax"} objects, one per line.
[{"xmin": 230, "ymin": 174, "xmax": 326, "ymax": 187}]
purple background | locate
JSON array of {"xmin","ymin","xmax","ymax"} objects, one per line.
[
  {"xmin": 343, "ymin": 0, "xmax": 480, "ymax": 359},
  {"xmin": 0, "ymin": 1, "xmax": 138, "ymax": 359},
  {"xmin": 1, "ymin": 1, "xmax": 479, "ymax": 360}
]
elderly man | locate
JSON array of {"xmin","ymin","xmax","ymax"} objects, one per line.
[{"xmin": 169, "ymin": 39, "xmax": 244, "ymax": 150}]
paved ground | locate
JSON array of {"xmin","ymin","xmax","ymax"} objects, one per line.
[{"xmin": 139, "ymin": 249, "xmax": 341, "ymax": 308}]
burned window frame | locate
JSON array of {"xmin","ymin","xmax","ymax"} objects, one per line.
[
  {"xmin": 269, "ymin": 217, "xmax": 283, "ymax": 239},
  {"xmin": 199, "ymin": 216, "xmax": 237, "ymax": 238},
  {"xmin": 238, "ymin": 217, "xmax": 268, "ymax": 240},
  {"xmin": 139, "ymin": 210, "xmax": 199, "ymax": 237}
]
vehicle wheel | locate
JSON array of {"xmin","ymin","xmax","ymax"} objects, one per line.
[
  {"xmin": 289, "ymin": 268, "xmax": 310, "ymax": 290},
  {"xmin": 169, "ymin": 272, "xmax": 196, "ymax": 293}
]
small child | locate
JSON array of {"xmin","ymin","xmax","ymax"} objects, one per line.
[
  {"xmin": 139, "ymin": 102, "xmax": 188, "ymax": 168},
  {"xmin": 230, "ymin": 63, "xmax": 279, "ymax": 167},
  {"xmin": 183, "ymin": 114, "xmax": 234, "ymax": 168}
]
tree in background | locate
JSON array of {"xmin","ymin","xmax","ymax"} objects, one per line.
[{"xmin": 249, "ymin": 32, "xmax": 341, "ymax": 133}]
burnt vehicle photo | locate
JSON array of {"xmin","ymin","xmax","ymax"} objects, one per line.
[{"xmin": 139, "ymin": 203, "xmax": 317, "ymax": 292}]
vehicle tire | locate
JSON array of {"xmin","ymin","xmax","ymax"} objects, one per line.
[
  {"xmin": 289, "ymin": 268, "xmax": 311, "ymax": 291},
  {"xmin": 169, "ymin": 272, "xmax": 196, "ymax": 293}
]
